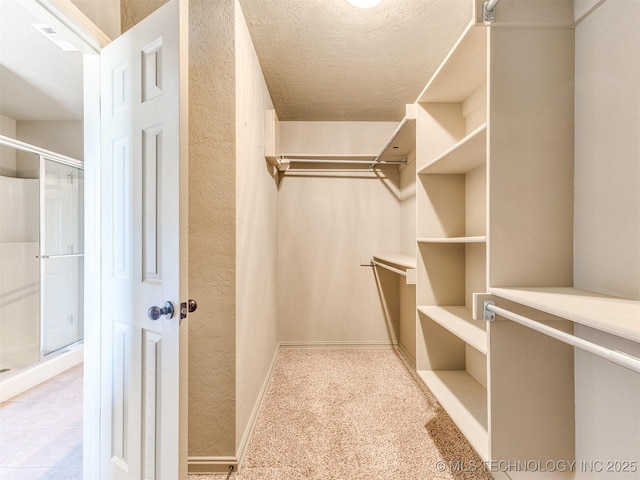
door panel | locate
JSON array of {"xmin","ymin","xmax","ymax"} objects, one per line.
[
  {"xmin": 142, "ymin": 125, "xmax": 163, "ymax": 284},
  {"xmin": 100, "ymin": 1, "xmax": 187, "ymax": 478}
]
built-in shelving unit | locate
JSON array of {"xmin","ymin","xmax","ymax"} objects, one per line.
[
  {"xmin": 414, "ymin": 20, "xmax": 489, "ymax": 461},
  {"xmin": 412, "ymin": 0, "xmax": 576, "ymax": 467}
]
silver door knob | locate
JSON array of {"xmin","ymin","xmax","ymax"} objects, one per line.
[{"xmin": 147, "ymin": 301, "xmax": 175, "ymax": 320}]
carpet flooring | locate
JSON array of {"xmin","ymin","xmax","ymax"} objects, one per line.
[{"xmin": 191, "ymin": 348, "xmax": 492, "ymax": 479}]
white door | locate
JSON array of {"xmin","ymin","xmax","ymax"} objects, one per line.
[{"xmin": 100, "ymin": 1, "xmax": 188, "ymax": 478}]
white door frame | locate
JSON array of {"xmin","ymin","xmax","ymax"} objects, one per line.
[{"xmin": 28, "ymin": 1, "xmax": 109, "ymax": 477}]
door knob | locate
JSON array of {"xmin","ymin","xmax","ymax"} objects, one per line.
[{"xmin": 147, "ymin": 301, "xmax": 175, "ymax": 320}]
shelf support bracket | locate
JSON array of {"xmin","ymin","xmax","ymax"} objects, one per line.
[
  {"xmin": 483, "ymin": 300, "xmax": 496, "ymax": 322},
  {"xmin": 483, "ymin": 0, "xmax": 500, "ymax": 25}
]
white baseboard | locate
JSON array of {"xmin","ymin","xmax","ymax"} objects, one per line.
[
  {"xmin": 0, "ymin": 345, "xmax": 83, "ymax": 403},
  {"xmin": 235, "ymin": 342, "xmax": 281, "ymax": 468},
  {"xmin": 187, "ymin": 456, "xmax": 237, "ymax": 474},
  {"xmin": 279, "ymin": 340, "xmax": 396, "ymax": 349}
]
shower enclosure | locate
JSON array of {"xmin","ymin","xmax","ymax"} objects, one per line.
[{"xmin": 0, "ymin": 138, "xmax": 83, "ymax": 377}]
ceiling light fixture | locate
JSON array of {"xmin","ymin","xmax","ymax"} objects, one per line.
[{"xmin": 347, "ymin": 0, "xmax": 383, "ymax": 9}]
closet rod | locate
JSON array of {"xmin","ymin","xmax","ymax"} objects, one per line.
[
  {"xmin": 286, "ymin": 158, "xmax": 406, "ymax": 165},
  {"xmin": 483, "ymin": 301, "xmax": 640, "ymax": 375},
  {"xmin": 485, "ymin": 0, "xmax": 500, "ymax": 11},
  {"xmin": 371, "ymin": 259, "xmax": 407, "ymax": 277}
]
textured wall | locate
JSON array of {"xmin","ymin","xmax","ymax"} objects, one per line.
[
  {"xmin": 234, "ymin": 0, "xmax": 279, "ymax": 451},
  {"xmin": 188, "ymin": 0, "xmax": 237, "ymax": 458},
  {"xmin": 277, "ymin": 121, "xmax": 403, "ymax": 345},
  {"xmin": 121, "ymin": 0, "xmax": 168, "ymax": 33}
]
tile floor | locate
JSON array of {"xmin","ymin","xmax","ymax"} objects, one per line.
[{"xmin": 0, "ymin": 364, "xmax": 83, "ymax": 480}]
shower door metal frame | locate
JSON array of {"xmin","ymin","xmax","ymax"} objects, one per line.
[
  {"xmin": 0, "ymin": 136, "xmax": 84, "ymax": 361},
  {"xmin": 38, "ymin": 153, "xmax": 84, "ymax": 360}
]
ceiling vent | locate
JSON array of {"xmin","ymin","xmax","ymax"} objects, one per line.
[{"xmin": 31, "ymin": 23, "xmax": 78, "ymax": 52}]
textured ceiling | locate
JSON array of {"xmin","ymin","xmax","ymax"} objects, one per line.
[
  {"xmin": 0, "ymin": 0, "xmax": 471, "ymax": 123},
  {"xmin": 239, "ymin": 0, "xmax": 472, "ymax": 121}
]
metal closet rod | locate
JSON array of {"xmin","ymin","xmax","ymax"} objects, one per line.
[
  {"xmin": 485, "ymin": 0, "xmax": 501, "ymax": 11},
  {"xmin": 285, "ymin": 158, "xmax": 406, "ymax": 165},
  {"xmin": 484, "ymin": 301, "xmax": 640, "ymax": 375}
]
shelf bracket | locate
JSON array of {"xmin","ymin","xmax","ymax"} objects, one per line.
[
  {"xmin": 483, "ymin": 300, "xmax": 496, "ymax": 322},
  {"xmin": 275, "ymin": 156, "xmax": 290, "ymax": 172},
  {"xmin": 483, "ymin": 0, "xmax": 500, "ymax": 25}
]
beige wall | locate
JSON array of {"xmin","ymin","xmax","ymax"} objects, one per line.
[
  {"xmin": 574, "ymin": 0, "xmax": 640, "ymax": 300},
  {"xmin": 234, "ymin": 0, "xmax": 279, "ymax": 453},
  {"xmin": 188, "ymin": 0, "xmax": 237, "ymax": 459},
  {"xmin": 121, "ymin": 0, "xmax": 167, "ymax": 33},
  {"xmin": 16, "ymin": 121, "xmax": 84, "ymax": 160},
  {"xmin": 71, "ymin": 0, "xmax": 121, "ymax": 38},
  {"xmin": 277, "ymin": 121, "xmax": 405, "ymax": 345},
  {"xmin": 574, "ymin": 0, "xmax": 640, "ymax": 467},
  {"xmin": 0, "ymin": 114, "xmax": 17, "ymax": 176}
]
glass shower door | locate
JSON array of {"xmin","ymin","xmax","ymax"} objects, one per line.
[{"xmin": 40, "ymin": 157, "xmax": 84, "ymax": 356}]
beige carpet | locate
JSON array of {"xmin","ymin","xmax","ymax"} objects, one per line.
[{"xmin": 191, "ymin": 348, "xmax": 492, "ymax": 479}]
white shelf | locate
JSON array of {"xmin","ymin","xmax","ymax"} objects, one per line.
[
  {"xmin": 372, "ymin": 254, "xmax": 416, "ymax": 270},
  {"xmin": 377, "ymin": 118, "xmax": 416, "ymax": 162},
  {"xmin": 490, "ymin": 287, "xmax": 640, "ymax": 343},
  {"xmin": 417, "ymin": 370, "xmax": 488, "ymax": 460},
  {"xmin": 417, "ymin": 236, "xmax": 486, "ymax": 244},
  {"xmin": 418, "ymin": 124, "xmax": 486, "ymax": 175},
  {"xmin": 279, "ymin": 153, "xmax": 377, "ymax": 160},
  {"xmin": 376, "ymin": 106, "xmax": 417, "ymax": 163},
  {"xmin": 416, "ymin": 23, "xmax": 487, "ymax": 103},
  {"xmin": 372, "ymin": 254, "xmax": 416, "ymax": 285},
  {"xmin": 417, "ymin": 306, "xmax": 487, "ymax": 354}
]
